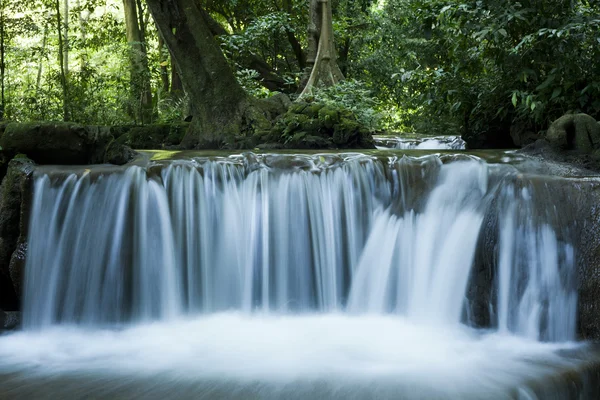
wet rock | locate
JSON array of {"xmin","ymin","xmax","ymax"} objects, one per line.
[
  {"xmin": 0, "ymin": 310, "xmax": 21, "ymax": 331},
  {"xmin": 104, "ymin": 140, "xmax": 137, "ymax": 165},
  {"xmin": 0, "ymin": 157, "xmax": 34, "ymax": 310},
  {"xmin": 520, "ymin": 139, "xmax": 600, "ymax": 172},
  {"xmin": 0, "ymin": 123, "xmax": 136, "ymax": 165},
  {"xmin": 546, "ymin": 113, "xmax": 600, "ymax": 152}
]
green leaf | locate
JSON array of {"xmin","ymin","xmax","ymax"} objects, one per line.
[
  {"xmin": 511, "ymin": 92, "xmax": 518, "ymax": 107},
  {"xmin": 498, "ymin": 28, "xmax": 507, "ymax": 37},
  {"xmin": 536, "ymin": 75, "xmax": 555, "ymax": 91},
  {"xmin": 551, "ymin": 88, "xmax": 562, "ymax": 100}
]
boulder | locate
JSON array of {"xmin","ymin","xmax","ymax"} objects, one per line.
[
  {"xmin": 105, "ymin": 139, "xmax": 138, "ymax": 165},
  {"xmin": 545, "ymin": 113, "xmax": 600, "ymax": 152},
  {"xmin": 126, "ymin": 124, "xmax": 188, "ymax": 149},
  {"xmin": 0, "ymin": 157, "xmax": 34, "ymax": 310},
  {"xmin": 267, "ymin": 101, "xmax": 375, "ymax": 149},
  {"xmin": 510, "ymin": 121, "xmax": 538, "ymax": 147},
  {"xmin": 0, "ymin": 122, "xmax": 135, "ymax": 165}
]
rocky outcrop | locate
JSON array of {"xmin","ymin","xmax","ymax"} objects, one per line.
[
  {"xmin": 122, "ymin": 124, "xmax": 189, "ymax": 149},
  {"xmin": 0, "ymin": 157, "xmax": 34, "ymax": 311},
  {"xmin": 0, "ymin": 122, "xmax": 136, "ymax": 165},
  {"xmin": 545, "ymin": 113, "xmax": 600, "ymax": 152},
  {"xmin": 258, "ymin": 102, "xmax": 375, "ymax": 149}
]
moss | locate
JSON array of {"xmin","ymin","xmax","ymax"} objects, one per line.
[
  {"xmin": 265, "ymin": 101, "xmax": 375, "ymax": 149},
  {"xmin": 165, "ymin": 124, "xmax": 189, "ymax": 146},
  {"xmin": 317, "ymin": 105, "xmax": 341, "ymax": 129}
]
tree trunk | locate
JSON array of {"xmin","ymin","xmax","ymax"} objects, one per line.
[
  {"xmin": 145, "ymin": 0, "xmax": 254, "ymax": 148},
  {"xmin": 300, "ymin": 0, "xmax": 344, "ymax": 95},
  {"xmin": 55, "ymin": 0, "xmax": 69, "ymax": 121},
  {"xmin": 123, "ymin": 0, "xmax": 153, "ymax": 124},
  {"xmin": 35, "ymin": 23, "xmax": 49, "ymax": 95},
  {"xmin": 63, "ymin": 0, "xmax": 68, "ymax": 79},
  {"xmin": 157, "ymin": 34, "xmax": 169, "ymax": 94},
  {"xmin": 0, "ymin": 7, "xmax": 5, "ymax": 120}
]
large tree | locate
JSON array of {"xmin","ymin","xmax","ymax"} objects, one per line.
[
  {"xmin": 300, "ymin": 0, "xmax": 343, "ymax": 95},
  {"xmin": 145, "ymin": 0, "xmax": 263, "ymax": 148}
]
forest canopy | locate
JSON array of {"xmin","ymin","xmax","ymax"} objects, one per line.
[{"xmin": 1, "ymin": 0, "xmax": 599, "ymax": 147}]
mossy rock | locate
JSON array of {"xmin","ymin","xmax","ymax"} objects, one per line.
[
  {"xmin": 105, "ymin": 140, "xmax": 137, "ymax": 165},
  {"xmin": 125, "ymin": 123, "xmax": 190, "ymax": 149},
  {"xmin": 265, "ymin": 101, "xmax": 375, "ymax": 149},
  {"xmin": 0, "ymin": 157, "xmax": 34, "ymax": 310},
  {"xmin": 546, "ymin": 113, "xmax": 600, "ymax": 152},
  {"xmin": 317, "ymin": 105, "xmax": 341, "ymax": 129},
  {"xmin": 0, "ymin": 122, "xmax": 127, "ymax": 165}
]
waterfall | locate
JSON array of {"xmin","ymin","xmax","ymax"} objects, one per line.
[
  {"xmin": 22, "ymin": 154, "xmax": 577, "ymax": 342},
  {"xmin": 374, "ymin": 135, "xmax": 466, "ymax": 150}
]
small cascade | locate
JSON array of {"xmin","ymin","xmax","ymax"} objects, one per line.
[
  {"xmin": 375, "ymin": 135, "xmax": 466, "ymax": 150},
  {"xmin": 22, "ymin": 153, "xmax": 577, "ymax": 342}
]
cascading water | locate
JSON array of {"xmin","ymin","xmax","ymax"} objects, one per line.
[
  {"xmin": 0, "ymin": 152, "xmax": 590, "ymax": 399},
  {"xmin": 22, "ymin": 153, "xmax": 576, "ymax": 341},
  {"xmin": 374, "ymin": 135, "xmax": 467, "ymax": 150}
]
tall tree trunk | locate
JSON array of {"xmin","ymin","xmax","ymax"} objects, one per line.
[
  {"xmin": 36, "ymin": 23, "xmax": 49, "ymax": 95},
  {"xmin": 300, "ymin": 0, "xmax": 344, "ymax": 95},
  {"xmin": 63, "ymin": 0, "xmax": 69, "ymax": 79},
  {"xmin": 76, "ymin": 0, "xmax": 89, "ymax": 70},
  {"xmin": 123, "ymin": 0, "xmax": 153, "ymax": 124},
  {"xmin": 157, "ymin": 34, "xmax": 169, "ymax": 94},
  {"xmin": 0, "ymin": 6, "xmax": 5, "ymax": 120},
  {"xmin": 146, "ymin": 0, "xmax": 255, "ymax": 148},
  {"xmin": 55, "ymin": 0, "xmax": 69, "ymax": 121}
]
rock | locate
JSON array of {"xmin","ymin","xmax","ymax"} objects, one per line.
[
  {"xmin": 0, "ymin": 310, "xmax": 21, "ymax": 331},
  {"xmin": 0, "ymin": 122, "xmax": 136, "ymax": 165},
  {"xmin": 264, "ymin": 92, "xmax": 292, "ymax": 115},
  {"xmin": 545, "ymin": 113, "xmax": 600, "ymax": 152},
  {"xmin": 124, "ymin": 124, "xmax": 189, "ymax": 149},
  {"xmin": 510, "ymin": 121, "xmax": 538, "ymax": 147},
  {"xmin": 104, "ymin": 140, "xmax": 137, "ymax": 165},
  {"xmin": 0, "ymin": 157, "xmax": 34, "ymax": 310},
  {"xmin": 267, "ymin": 101, "xmax": 375, "ymax": 149}
]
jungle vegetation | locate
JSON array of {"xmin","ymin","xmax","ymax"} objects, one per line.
[{"xmin": 1, "ymin": 0, "xmax": 599, "ymax": 146}]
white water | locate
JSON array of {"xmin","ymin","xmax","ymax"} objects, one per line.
[
  {"xmin": 0, "ymin": 314, "xmax": 582, "ymax": 398},
  {"xmin": 375, "ymin": 135, "xmax": 466, "ymax": 150},
  {"xmin": 0, "ymin": 153, "xmax": 583, "ymax": 398}
]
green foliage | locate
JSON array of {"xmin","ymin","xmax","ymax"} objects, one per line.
[
  {"xmin": 3, "ymin": 0, "xmax": 598, "ymax": 149},
  {"xmin": 235, "ymin": 69, "xmax": 273, "ymax": 98},
  {"xmin": 303, "ymin": 80, "xmax": 382, "ymax": 132},
  {"xmin": 348, "ymin": 0, "xmax": 600, "ymax": 141}
]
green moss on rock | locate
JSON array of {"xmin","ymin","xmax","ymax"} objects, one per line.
[
  {"xmin": 265, "ymin": 101, "xmax": 375, "ymax": 149},
  {"xmin": 0, "ymin": 122, "xmax": 136, "ymax": 165}
]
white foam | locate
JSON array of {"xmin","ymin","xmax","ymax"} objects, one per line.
[{"xmin": 0, "ymin": 314, "xmax": 579, "ymax": 392}]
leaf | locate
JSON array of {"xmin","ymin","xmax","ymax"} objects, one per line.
[
  {"xmin": 511, "ymin": 92, "xmax": 518, "ymax": 107},
  {"xmin": 536, "ymin": 75, "xmax": 555, "ymax": 91},
  {"xmin": 551, "ymin": 88, "xmax": 562, "ymax": 100},
  {"xmin": 498, "ymin": 28, "xmax": 507, "ymax": 37}
]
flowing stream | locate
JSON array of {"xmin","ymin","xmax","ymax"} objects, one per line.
[{"xmin": 0, "ymin": 152, "xmax": 592, "ymax": 399}]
